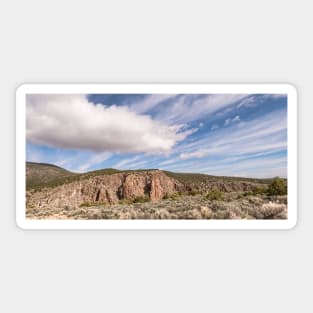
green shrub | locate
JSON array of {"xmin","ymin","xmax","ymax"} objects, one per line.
[
  {"xmin": 79, "ymin": 201, "xmax": 108, "ymax": 207},
  {"xmin": 267, "ymin": 177, "xmax": 287, "ymax": 196},
  {"xmin": 169, "ymin": 194, "xmax": 177, "ymax": 200},
  {"xmin": 119, "ymin": 199, "xmax": 133, "ymax": 205},
  {"xmin": 251, "ymin": 186, "xmax": 268, "ymax": 195},
  {"xmin": 133, "ymin": 196, "xmax": 150, "ymax": 203},
  {"xmin": 206, "ymin": 189, "xmax": 223, "ymax": 201},
  {"xmin": 213, "ymin": 210, "xmax": 230, "ymax": 219},
  {"xmin": 79, "ymin": 202, "xmax": 93, "ymax": 207},
  {"xmin": 163, "ymin": 191, "xmax": 183, "ymax": 200},
  {"xmin": 236, "ymin": 193, "xmax": 244, "ymax": 200}
]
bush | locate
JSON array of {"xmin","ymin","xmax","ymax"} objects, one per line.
[
  {"xmin": 133, "ymin": 196, "xmax": 150, "ymax": 203},
  {"xmin": 243, "ymin": 191, "xmax": 254, "ymax": 196},
  {"xmin": 252, "ymin": 186, "xmax": 268, "ymax": 195},
  {"xmin": 206, "ymin": 189, "xmax": 223, "ymax": 201},
  {"xmin": 188, "ymin": 190, "xmax": 198, "ymax": 196},
  {"xmin": 267, "ymin": 177, "xmax": 287, "ymax": 196},
  {"xmin": 79, "ymin": 201, "xmax": 108, "ymax": 207},
  {"xmin": 119, "ymin": 199, "xmax": 133, "ymax": 205},
  {"xmin": 213, "ymin": 210, "xmax": 230, "ymax": 219},
  {"xmin": 163, "ymin": 192, "xmax": 182, "ymax": 200},
  {"xmin": 79, "ymin": 202, "xmax": 93, "ymax": 207},
  {"xmin": 166, "ymin": 192, "xmax": 183, "ymax": 200},
  {"xmin": 236, "ymin": 193, "xmax": 244, "ymax": 200}
]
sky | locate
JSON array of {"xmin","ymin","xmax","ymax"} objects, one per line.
[{"xmin": 26, "ymin": 93, "xmax": 287, "ymax": 178}]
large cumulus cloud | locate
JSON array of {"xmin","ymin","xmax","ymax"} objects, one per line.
[{"xmin": 26, "ymin": 94, "xmax": 194, "ymax": 154}]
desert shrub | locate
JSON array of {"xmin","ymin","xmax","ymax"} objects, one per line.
[
  {"xmin": 79, "ymin": 202, "xmax": 93, "ymax": 207},
  {"xmin": 213, "ymin": 210, "xmax": 230, "ymax": 219},
  {"xmin": 79, "ymin": 201, "xmax": 108, "ymax": 207},
  {"xmin": 188, "ymin": 190, "xmax": 198, "ymax": 196},
  {"xmin": 119, "ymin": 199, "xmax": 133, "ymax": 205},
  {"xmin": 236, "ymin": 193, "xmax": 244, "ymax": 200},
  {"xmin": 249, "ymin": 202, "xmax": 287, "ymax": 219},
  {"xmin": 200, "ymin": 206, "xmax": 212, "ymax": 219},
  {"xmin": 267, "ymin": 177, "xmax": 287, "ymax": 196},
  {"xmin": 251, "ymin": 186, "xmax": 268, "ymax": 195},
  {"xmin": 155, "ymin": 209, "xmax": 171, "ymax": 219},
  {"xmin": 206, "ymin": 189, "xmax": 224, "ymax": 201},
  {"xmin": 169, "ymin": 192, "xmax": 183, "ymax": 200},
  {"xmin": 133, "ymin": 196, "xmax": 150, "ymax": 203}
]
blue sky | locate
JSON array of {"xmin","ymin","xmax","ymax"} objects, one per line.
[{"xmin": 26, "ymin": 93, "xmax": 287, "ymax": 178}]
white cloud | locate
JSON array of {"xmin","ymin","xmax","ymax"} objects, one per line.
[
  {"xmin": 158, "ymin": 158, "xmax": 178, "ymax": 166},
  {"xmin": 237, "ymin": 96, "xmax": 257, "ymax": 108},
  {"xmin": 180, "ymin": 149, "xmax": 209, "ymax": 160},
  {"xmin": 224, "ymin": 118, "xmax": 231, "ymax": 126},
  {"xmin": 26, "ymin": 94, "xmax": 195, "ymax": 154},
  {"xmin": 224, "ymin": 115, "xmax": 240, "ymax": 126},
  {"xmin": 169, "ymin": 154, "xmax": 287, "ymax": 178},
  {"xmin": 267, "ymin": 94, "xmax": 286, "ymax": 99},
  {"xmin": 200, "ymin": 156, "xmax": 287, "ymax": 178},
  {"xmin": 172, "ymin": 109, "xmax": 287, "ymax": 175},
  {"xmin": 114, "ymin": 155, "xmax": 141, "ymax": 169},
  {"xmin": 232, "ymin": 115, "xmax": 240, "ymax": 122},
  {"xmin": 129, "ymin": 94, "xmax": 175, "ymax": 114},
  {"xmin": 156, "ymin": 94, "xmax": 248, "ymax": 124},
  {"xmin": 77, "ymin": 152, "xmax": 112, "ymax": 172}
]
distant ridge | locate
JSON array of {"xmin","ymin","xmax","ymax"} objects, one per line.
[
  {"xmin": 26, "ymin": 161, "xmax": 276, "ymax": 191},
  {"xmin": 26, "ymin": 162, "xmax": 157, "ymax": 190},
  {"xmin": 26, "ymin": 161, "xmax": 69, "ymax": 170}
]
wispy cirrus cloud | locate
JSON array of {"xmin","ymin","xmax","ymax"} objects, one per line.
[
  {"xmin": 224, "ymin": 115, "xmax": 240, "ymax": 126},
  {"xmin": 26, "ymin": 93, "xmax": 287, "ymax": 178},
  {"xmin": 154, "ymin": 94, "xmax": 249, "ymax": 124},
  {"xmin": 77, "ymin": 152, "xmax": 112, "ymax": 172},
  {"xmin": 129, "ymin": 94, "xmax": 176, "ymax": 114}
]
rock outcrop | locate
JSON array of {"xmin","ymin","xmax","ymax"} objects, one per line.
[
  {"xmin": 26, "ymin": 168, "xmax": 267, "ymax": 211},
  {"xmin": 27, "ymin": 170, "xmax": 185, "ymax": 210}
]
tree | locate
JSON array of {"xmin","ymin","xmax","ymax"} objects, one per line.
[{"xmin": 267, "ymin": 177, "xmax": 287, "ymax": 196}]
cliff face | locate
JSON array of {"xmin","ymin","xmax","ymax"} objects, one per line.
[
  {"xmin": 26, "ymin": 166, "xmax": 266, "ymax": 211},
  {"xmin": 27, "ymin": 170, "xmax": 185, "ymax": 210}
]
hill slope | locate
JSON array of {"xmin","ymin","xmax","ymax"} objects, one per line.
[
  {"xmin": 26, "ymin": 162, "xmax": 287, "ymax": 220},
  {"xmin": 26, "ymin": 162, "xmax": 152, "ymax": 190},
  {"xmin": 26, "ymin": 162, "xmax": 76, "ymax": 189},
  {"xmin": 26, "ymin": 161, "xmax": 274, "ymax": 194},
  {"xmin": 164, "ymin": 171, "xmax": 273, "ymax": 185}
]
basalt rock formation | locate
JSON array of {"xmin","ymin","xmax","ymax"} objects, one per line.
[
  {"xmin": 27, "ymin": 170, "xmax": 186, "ymax": 210},
  {"xmin": 26, "ymin": 162, "xmax": 269, "ymax": 211}
]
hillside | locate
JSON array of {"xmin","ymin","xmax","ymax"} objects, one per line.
[
  {"xmin": 164, "ymin": 171, "xmax": 273, "ymax": 185},
  {"xmin": 26, "ymin": 162, "xmax": 121, "ymax": 190},
  {"xmin": 26, "ymin": 162, "xmax": 287, "ymax": 220},
  {"xmin": 26, "ymin": 162, "xmax": 272, "ymax": 191},
  {"xmin": 26, "ymin": 162, "xmax": 75, "ymax": 189}
]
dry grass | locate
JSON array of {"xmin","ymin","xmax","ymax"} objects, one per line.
[{"xmin": 26, "ymin": 192, "xmax": 287, "ymax": 220}]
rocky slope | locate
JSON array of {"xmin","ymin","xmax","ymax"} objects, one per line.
[
  {"xmin": 26, "ymin": 162, "xmax": 74, "ymax": 189},
  {"xmin": 26, "ymin": 162, "xmax": 268, "ymax": 212},
  {"xmin": 27, "ymin": 170, "xmax": 186, "ymax": 210}
]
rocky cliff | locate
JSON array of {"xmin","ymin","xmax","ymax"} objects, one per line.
[
  {"xmin": 26, "ymin": 162, "xmax": 268, "ymax": 211},
  {"xmin": 27, "ymin": 170, "xmax": 185, "ymax": 210}
]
